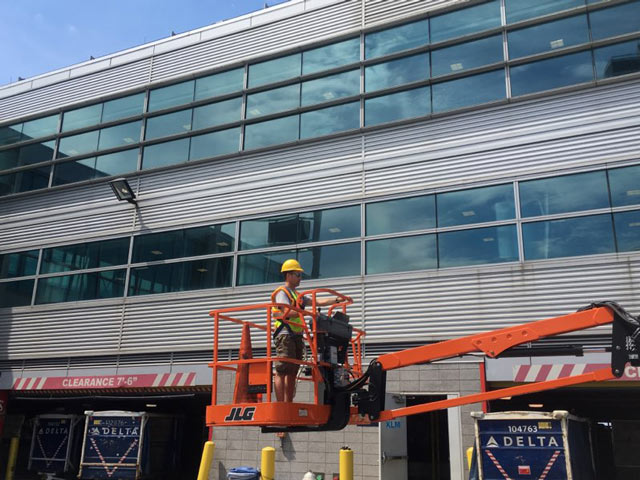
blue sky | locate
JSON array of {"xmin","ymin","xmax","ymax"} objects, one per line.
[{"xmin": 0, "ymin": 0, "xmax": 289, "ymax": 86}]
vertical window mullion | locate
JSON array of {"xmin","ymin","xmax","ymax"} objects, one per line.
[{"xmin": 513, "ymin": 181, "xmax": 525, "ymax": 263}]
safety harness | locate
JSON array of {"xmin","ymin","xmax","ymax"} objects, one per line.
[{"xmin": 271, "ymin": 286, "xmax": 305, "ymax": 338}]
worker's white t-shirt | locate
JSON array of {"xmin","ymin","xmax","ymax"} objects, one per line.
[{"xmin": 274, "ymin": 290, "xmax": 310, "ymax": 308}]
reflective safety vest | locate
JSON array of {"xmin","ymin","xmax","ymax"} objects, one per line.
[{"xmin": 271, "ymin": 286, "xmax": 304, "ymax": 335}]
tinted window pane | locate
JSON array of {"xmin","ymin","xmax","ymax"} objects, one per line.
[
  {"xmin": 0, "ymin": 279, "xmax": 34, "ymax": 307},
  {"xmin": 365, "ymin": 19, "xmax": 429, "ymax": 59},
  {"xmin": 14, "ymin": 166, "xmax": 50, "ymax": 193},
  {"xmin": 18, "ymin": 141, "xmax": 55, "ymax": 166},
  {"xmin": 102, "ymin": 93, "xmax": 145, "ymax": 123},
  {"xmin": 594, "ymin": 40, "xmax": 640, "ymax": 79},
  {"xmin": 367, "ymin": 234, "xmax": 436, "ymax": 274},
  {"xmin": 195, "ymin": 68, "xmax": 244, "ymax": 100},
  {"xmin": 41, "ymin": 238, "xmax": 129, "ymax": 273},
  {"xmin": 190, "ymin": 127, "xmax": 240, "ymax": 160},
  {"xmin": 192, "ymin": 97, "xmax": 242, "ymax": 130},
  {"xmin": 510, "ymin": 51, "xmax": 594, "ymax": 96},
  {"xmin": 133, "ymin": 230, "xmax": 184, "ymax": 262},
  {"xmin": 509, "ymin": 15, "xmax": 589, "ymax": 59},
  {"xmin": 590, "ymin": 1, "xmax": 640, "ymax": 41},
  {"xmin": 366, "ymin": 195, "xmax": 435, "ymax": 235},
  {"xmin": 57, "ymin": 130, "xmax": 99, "ymax": 158},
  {"xmin": 365, "ymin": 53, "xmax": 429, "ymax": 92},
  {"xmin": 365, "ymin": 86, "xmax": 431, "ymax": 126},
  {"xmin": 614, "ymin": 210, "xmax": 640, "ymax": 253},
  {"xmin": 299, "ymin": 206, "xmax": 360, "ymax": 243},
  {"xmin": 237, "ymin": 250, "xmax": 296, "ymax": 286},
  {"xmin": 520, "ymin": 171, "xmax": 609, "ymax": 217},
  {"xmin": 62, "ymin": 104, "xmax": 102, "ymax": 132},
  {"xmin": 248, "ymin": 54, "xmax": 301, "ymax": 88},
  {"xmin": 184, "ymin": 223, "xmax": 235, "ymax": 257},
  {"xmin": 303, "ymin": 37, "xmax": 360, "ymax": 74},
  {"xmin": 21, "ymin": 115, "xmax": 59, "ymax": 140},
  {"xmin": 301, "ymin": 70, "xmax": 360, "ymax": 107},
  {"xmin": 35, "ymin": 269, "xmax": 126, "ymax": 304},
  {"xmin": 94, "ymin": 149, "xmax": 139, "ymax": 177},
  {"xmin": 506, "ymin": 0, "xmax": 584, "ymax": 23},
  {"xmin": 98, "ymin": 121, "xmax": 141, "ymax": 150},
  {"xmin": 128, "ymin": 257, "xmax": 232, "ymax": 295},
  {"xmin": 145, "ymin": 110, "xmax": 192, "ymax": 140},
  {"xmin": 437, "ymin": 184, "xmax": 515, "ymax": 227},
  {"xmin": 523, "ymin": 214, "xmax": 615, "ymax": 260},
  {"xmin": 298, "ymin": 242, "xmax": 360, "ymax": 279},
  {"xmin": 148, "ymin": 81, "xmax": 195, "ymax": 112},
  {"xmin": 0, "ymin": 250, "xmax": 39, "ymax": 278},
  {"xmin": 0, "ymin": 173, "xmax": 14, "ymax": 196},
  {"xmin": 142, "ymin": 138, "xmax": 190, "ymax": 170},
  {"xmin": 240, "ymin": 214, "xmax": 298, "ymax": 250},
  {"xmin": 432, "ymin": 69, "xmax": 505, "ymax": 112},
  {"xmin": 244, "ymin": 115, "xmax": 299, "ymax": 150},
  {"xmin": 300, "ymin": 102, "xmax": 360, "ymax": 139},
  {"xmin": 609, "ymin": 165, "xmax": 640, "ymax": 207},
  {"xmin": 431, "ymin": 0, "xmax": 501, "ymax": 43},
  {"xmin": 439, "ymin": 225, "xmax": 518, "ymax": 267},
  {"xmin": 0, "ymin": 124, "xmax": 22, "ymax": 146},
  {"xmin": 246, "ymin": 84, "xmax": 300, "ymax": 118},
  {"xmin": 432, "ymin": 35, "xmax": 503, "ymax": 77},
  {"xmin": 53, "ymin": 158, "xmax": 97, "ymax": 185},
  {"xmin": 0, "ymin": 149, "xmax": 18, "ymax": 171}
]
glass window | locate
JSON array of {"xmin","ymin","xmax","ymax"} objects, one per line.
[
  {"xmin": 53, "ymin": 158, "xmax": 97, "ymax": 185},
  {"xmin": 244, "ymin": 115, "xmax": 299, "ymax": 150},
  {"xmin": 54, "ymin": 149, "xmax": 138, "ymax": 185},
  {"xmin": 432, "ymin": 35, "xmax": 503, "ymax": 77},
  {"xmin": 506, "ymin": 0, "xmax": 584, "ymax": 23},
  {"xmin": 365, "ymin": 19, "xmax": 429, "ymax": 59},
  {"xmin": 365, "ymin": 53, "xmax": 429, "ymax": 92},
  {"xmin": 303, "ymin": 37, "xmax": 360, "ymax": 74},
  {"xmin": 431, "ymin": 0, "xmax": 501, "ymax": 43},
  {"xmin": 0, "ymin": 279, "xmax": 34, "ymax": 308},
  {"xmin": 1, "ymin": 141, "xmax": 55, "ymax": 170},
  {"xmin": 57, "ymin": 130, "xmax": 99, "ymax": 158},
  {"xmin": 128, "ymin": 257, "xmax": 232, "ymax": 296},
  {"xmin": 21, "ymin": 115, "xmax": 59, "ymax": 141},
  {"xmin": 300, "ymin": 102, "xmax": 360, "ymax": 139},
  {"xmin": 298, "ymin": 242, "xmax": 360, "ymax": 279},
  {"xmin": 432, "ymin": 69, "xmax": 505, "ymax": 113},
  {"xmin": 523, "ymin": 214, "xmax": 615, "ymax": 260},
  {"xmin": 0, "ymin": 250, "xmax": 39, "ymax": 279},
  {"xmin": 590, "ymin": 1, "xmax": 640, "ymax": 41},
  {"xmin": 41, "ymin": 238, "xmax": 129, "ymax": 274},
  {"xmin": 148, "ymin": 80, "xmax": 195, "ymax": 112},
  {"xmin": 133, "ymin": 230, "xmax": 184, "ymax": 262},
  {"xmin": 62, "ymin": 104, "xmax": 102, "ymax": 132},
  {"xmin": 102, "ymin": 93, "xmax": 145, "ymax": 123},
  {"xmin": 301, "ymin": 70, "xmax": 360, "ymax": 107},
  {"xmin": 519, "ymin": 171, "xmax": 609, "ymax": 217},
  {"xmin": 0, "ymin": 149, "xmax": 18, "ymax": 171},
  {"xmin": 508, "ymin": 15, "xmax": 589, "ymax": 59},
  {"xmin": 195, "ymin": 68, "xmax": 244, "ymax": 100},
  {"xmin": 366, "ymin": 195, "xmax": 435, "ymax": 235},
  {"xmin": 190, "ymin": 127, "xmax": 240, "ymax": 160},
  {"xmin": 145, "ymin": 110, "xmax": 192, "ymax": 140},
  {"xmin": 192, "ymin": 97, "xmax": 243, "ymax": 131},
  {"xmin": 0, "ymin": 124, "xmax": 23, "ymax": 146},
  {"xmin": 298, "ymin": 206, "xmax": 361, "ymax": 243},
  {"xmin": 246, "ymin": 84, "xmax": 301, "ymax": 119},
  {"xmin": 13, "ymin": 166, "xmax": 51, "ymax": 194},
  {"xmin": 366, "ymin": 234, "xmax": 436, "ymax": 274},
  {"xmin": 594, "ymin": 39, "xmax": 640, "ymax": 79},
  {"xmin": 614, "ymin": 210, "xmax": 640, "ymax": 253},
  {"xmin": 240, "ymin": 214, "xmax": 298, "ymax": 250},
  {"xmin": 365, "ymin": 86, "xmax": 430, "ymax": 126},
  {"xmin": 237, "ymin": 249, "xmax": 296, "ymax": 286},
  {"xmin": 248, "ymin": 54, "xmax": 301, "ymax": 88},
  {"xmin": 510, "ymin": 51, "xmax": 594, "ymax": 97},
  {"xmin": 98, "ymin": 121, "xmax": 141, "ymax": 150},
  {"xmin": 0, "ymin": 172, "xmax": 13, "ymax": 196},
  {"xmin": 142, "ymin": 138, "xmax": 190, "ymax": 170},
  {"xmin": 609, "ymin": 165, "xmax": 640, "ymax": 207},
  {"xmin": 437, "ymin": 184, "xmax": 515, "ymax": 227},
  {"xmin": 35, "ymin": 269, "xmax": 126, "ymax": 304},
  {"xmin": 439, "ymin": 225, "xmax": 518, "ymax": 267}
]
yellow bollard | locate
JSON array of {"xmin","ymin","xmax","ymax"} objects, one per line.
[
  {"xmin": 197, "ymin": 441, "xmax": 215, "ymax": 480},
  {"xmin": 339, "ymin": 446, "xmax": 353, "ymax": 480},
  {"xmin": 5, "ymin": 437, "xmax": 19, "ymax": 480},
  {"xmin": 261, "ymin": 446, "xmax": 275, "ymax": 480}
]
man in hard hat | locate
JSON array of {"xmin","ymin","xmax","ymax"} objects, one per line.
[{"xmin": 272, "ymin": 259, "xmax": 339, "ymax": 403}]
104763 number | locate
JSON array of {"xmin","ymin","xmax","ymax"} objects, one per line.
[{"xmin": 507, "ymin": 425, "xmax": 538, "ymax": 433}]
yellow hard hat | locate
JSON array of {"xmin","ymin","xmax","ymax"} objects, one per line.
[{"xmin": 281, "ymin": 259, "xmax": 304, "ymax": 273}]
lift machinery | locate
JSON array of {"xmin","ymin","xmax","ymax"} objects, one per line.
[{"xmin": 206, "ymin": 289, "xmax": 640, "ymax": 432}]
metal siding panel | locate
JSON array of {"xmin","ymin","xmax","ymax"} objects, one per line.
[{"xmin": 364, "ymin": 0, "xmax": 468, "ymax": 27}]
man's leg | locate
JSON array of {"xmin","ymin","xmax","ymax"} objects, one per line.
[
  {"xmin": 274, "ymin": 372, "xmax": 285, "ymax": 402},
  {"xmin": 284, "ymin": 372, "xmax": 296, "ymax": 403}
]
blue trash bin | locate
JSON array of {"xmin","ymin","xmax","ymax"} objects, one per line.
[{"xmin": 227, "ymin": 466, "xmax": 260, "ymax": 480}]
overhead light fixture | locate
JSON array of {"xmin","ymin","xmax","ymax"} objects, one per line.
[
  {"xmin": 151, "ymin": 250, "xmax": 163, "ymax": 256},
  {"xmin": 196, "ymin": 267, "xmax": 208, "ymax": 273},
  {"xmin": 528, "ymin": 403, "xmax": 544, "ymax": 408},
  {"xmin": 109, "ymin": 178, "xmax": 137, "ymax": 204},
  {"xmin": 328, "ymin": 227, "xmax": 342, "ymax": 233},
  {"xmin": 145, "ymin": 403, "xmax": 157, "ymax": 408}
]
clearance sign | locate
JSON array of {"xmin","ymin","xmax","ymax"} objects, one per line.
[{"xmin": 12, "ymin": 372, "xmax": 196, "ymax": 390}]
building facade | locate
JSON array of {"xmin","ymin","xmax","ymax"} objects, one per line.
[{"xmin": 1, "ymin": 0, "xmax": 640, "ymax": 478}]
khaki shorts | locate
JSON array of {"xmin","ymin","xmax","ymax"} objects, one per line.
[{"xmin": 274, "ymin": 334, "xmax": 304, "ymax": 375}]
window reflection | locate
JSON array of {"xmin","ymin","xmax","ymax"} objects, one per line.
[
  {"xmin": 41, "ymin": 238, "xmax": 129, "ymax": 274},
  {"xmin": 246, "ymin": 84, "xmax": 300, "ymax": 119},
  {"xmin": 192, "ymin": 97, "xmax": 242, "ymax": 131},
  {"xmin": 0, "ymin": 124, "xmax": 23, "ymax": 146},
  {"xmin": 437, "ymin": 184, "xmax": 515, "ymax": 227},
  {"xmin": 35, "ymin": 269, "xmax": 126, "ymax": 304},
  {"xmin": 365, "ymin": 19, "xmax": 429, "ymax": 59},
  {"xmin": 365, "ymin": 53, "xmax": 429, "ymax": 92},
  {"xmin": 431, "ymin": 0, "xmax": 501, "ymax": 43},
  {"xmin": 57, "ymin": 130, "xmax": 99, "ymax": 158},
  {"xmin": 432, "ymin": 69, "xmax": 505, "ymax": 112},
  {"xmin": 2, "ymin": 166, "xmax": 51, "ymax": 195},
  {"xmin": 506, "ymin": 0, "xmax": 584, "ymax": 24},
  {"xmin": 53, "ymin": 149, "xmax": 138, "ymax": 185},
  {"xmin": 303, "ymin": 37, "xmax": 360, "ymax": 74},
  {"xmin": 365, "ymin": 87, "xmax": 430, "ymax": 126},
  {"xmin": 594, "ymin": 40, "xmax": 640, "ymax": 79},
  {"xmin": 301, "ymin": 70, "xmax": 360, "ymax": 107},
  {"xmin": 0, "ymin": 250, "xmax": 39, "ymax": 279},
  {"xmin": 300, "ymin": 102, "xmax": 359, "ymax": 139},
  {"xmin": 608, "ymin": 165, "xmax": 640, "ymax": 207},
  {"xmin": 148, "ymin": 80, "xmax": 195, "ymax": 112},
  {"xmin": 366, "ymin": 234, "xmax": 436, "ymax": 274},
  {"xmin": 614, "ymin": 210, "xmax": 640, "ymax": 253},
  {"xmin": 298, "ymin": 206, "xmax": 361, "ymax": 243},
  {"xmin": 0, "ymin": 279, "xmax": 34, "ymax": 307},
  {"xmin": 248, "ymin": 54, "xmax": 301, "ymax": 88},
  {"xmin": 102, "ymin": 93, "xmax": 145, "ymax": 123},
  {"xmin": 244, "ymin": 115, "xmax": 299, "ymax": 150},
  {"xmin": 508, "ymin": 15, "xmax": 589, "ymax": 59},
  {"xmin": 145, "ymin": 110, "xmax": 192, "ymax": 140},
  {"xmin": 237, "ymin": 250, "xmax": 296, "ymax": 285},
  {"xmin": 432, "ymin": 35, "xmax": 503, "ymax": 77},
  {"xmin": 0, "ymin": 141, "xmax": 55, "ymax": 170},
  {"xmin": 142, "ymin": 138, "xmax": 190, "ymax": 170},
  {"xmin": 590, "ymin": 1, "xmax": 640, "ymax": 41},
  {"xmin": 439, "ymin": 225, "xmax": 518, "ymax": 267},
  {"xmin": 366, "ymin": 195, "xmax": 435, "ymax": 235},
  {"xmin": 240, "ymin": 214, "xmax": 298, "ymax": 250},
  {"xmin": 195, "ymin": 68, "xmax": 244, "ymax": 100},
  {"xmin": 63, "ymin": 104, "xmax": 102, "ymax": 132},
  {"xmin": 190, "ymin": 127, "xmax": 240, "ymax": 160},
  {"xmin": 21, "ymin": 115, "xmax": 59, "ymax": 141},
  {"xmin": 298, "ymin": 242, "xmax": 360, "ymax": 279},
  {"xmin": 98, "ymin": 121, "xmax": 141, "ymax": 150}
]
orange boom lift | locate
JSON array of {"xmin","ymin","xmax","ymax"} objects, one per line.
[{"xmin": 206, "ymin": 293, "xmax": 640, "ymax": 432}]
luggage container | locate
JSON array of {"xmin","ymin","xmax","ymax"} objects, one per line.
[
  {"xmin": 28, "ymin": 414, "xmax": 82, "ymax": 476},
  {"xmin": 471, "ymin": 410, "xmax": 595, "ymax": 480}
]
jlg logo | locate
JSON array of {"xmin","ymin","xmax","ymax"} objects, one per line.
[{"xmin": 224, "ymin": 407, "xmax": 256, "ymax": 422}]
